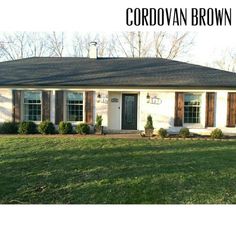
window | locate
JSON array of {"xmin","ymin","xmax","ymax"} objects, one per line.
[
  {"xmin": 184, "ymin": 94, "xmax": 201, "ymax": 123},
  {"xmin": 23, "ymin": 91, "xmax": 42, "ymax": 121},
  {"xmin": 66, "ymin": 92, "xmax": 83, "ymax": 121}
]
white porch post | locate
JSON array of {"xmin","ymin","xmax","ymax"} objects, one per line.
[
  {"xmin": 95, "ymin": 90, "xmax": 108, "ymax": 129},
  {"xmin": 51, "ymin": 90, "xmax": 56, "ymax": 124}
]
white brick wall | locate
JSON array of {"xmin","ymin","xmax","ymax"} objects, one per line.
[
  {"xmin": 95, "ymin": 90, "xmax": 108, "ymax": 128},
  {"xmin": 140, "ymin": 91, "xmax": 175, "ymax": 130},
  {"xmin": 0, "ymin": 89, "xmax": 12, "ymax": 122},
  {"xmin": 1, "ymin": 87, "xmax": 236, "ymax": 135}
]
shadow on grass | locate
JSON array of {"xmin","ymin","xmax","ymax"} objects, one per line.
[{"xmin": 0, "ymin": 138, "xmax": 236, "ymax": 204}]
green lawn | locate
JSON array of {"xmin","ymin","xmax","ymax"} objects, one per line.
[{"xmin": 0, "ymin": 136, "xmax": 236, "ymax": 204}]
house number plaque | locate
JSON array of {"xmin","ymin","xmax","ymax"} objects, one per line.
[
  {"xmin": 150, "ymin": 96, "xmax": 162, "ymax": 105},
  {"xmin": 111, "ymin": 98, "xmax": 119, "ymax": 103}
]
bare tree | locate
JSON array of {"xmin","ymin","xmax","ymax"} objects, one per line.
[
  {"xmin": 72, "ymin": 33, "xmax": 85, "ymax": 57},
  {"xmin": 114, "ymin": 32, "xmax": 152, "ymax": 58},
  {"xmin": 113, "ymin": 31, "xmax": 193, "ymax": 59},
  {"xmin": 213, "ymin": 50, "xmax": 236, "ymax": 72},
  {"xmin": 105, "ymin": 34, "xmax": 119, "ymax": 57},
  {"xmin": 72, "ymin": 33, "xmax": 115, "ymax": 57},
  {"xmin": 0, "ymin": 32, "xmax": 51, "ymax": 60},
  {"xmin": 46, "ymin": 32, "xmax": 64, "ymax": 57},
  {"xmin": 26, "ymin": 32, "xmax": 48, "ymax": 57},
  {"xmin": 0, "ymin": 31, "xmax": 194, "ymax": 61},
  {"xmin": 96, "ymin": 35, "xmax": 109, "ymax": 57},
  {"xmin": 153, "ymin": 32, "xmax": 166, "ymax": 58},
  {"xmin": 72, "ymin": 33, "xmax": 94, "ymax": 57},
  {"xmin": 0, "ymin": 32, "xmax": 28, "ymax": 60},
  {"xmin": 153, "ymin": 32, "xmax": 194, "ymax": 59}
]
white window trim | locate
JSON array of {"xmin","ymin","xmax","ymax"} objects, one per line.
[
  {"xmin": 21, "ymin": 91, "xmax": 42, "ymax": 123},
  {"xmin": 64, "ymin": 91, "xmax": 86, "ymax": 124}
]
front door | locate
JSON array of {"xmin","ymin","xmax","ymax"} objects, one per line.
[{"xmin": 122, "ymin": 94, "xmax": 137, "ymax": 130}]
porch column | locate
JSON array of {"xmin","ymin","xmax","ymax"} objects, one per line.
[
  {"xmin": 95, "ymin": 90, "xmax": 108, "ymax": 129},
  {"xmin": 51, "ymin": 90, "xmax": 56, "ymax": 124}
]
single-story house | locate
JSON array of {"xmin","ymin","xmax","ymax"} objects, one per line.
[{"xmin": 0, "ymin": 42, "xmax": 236, "ymax": 134}]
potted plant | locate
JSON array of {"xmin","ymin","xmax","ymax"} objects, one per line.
[
  {"xmin": 144, "ymin": 115, "xmax": 154, "ymax": 137},
  {"xmin": 95, "ymin": 115, "xmax": 103, "ymax": 134}
]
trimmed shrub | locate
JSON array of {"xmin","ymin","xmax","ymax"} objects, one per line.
[
  {"xmin": 144, "ymin": 115, "xmax": 154, "ymax": 129},
  {"xmin": 19, "ymin": 121, "xmax": 37, "ymax": 134},
  {"xmin": 158, "ymin": 128, "xmax": 167, "ymax": 138},
  {"xmin": 210, "ymin": 128, "xmax": 223, "ymax": 139},
  {"xmin": 0, "ymin": 122, "xmax": 18, "ymax": 134},
  {"xmin": 58, "ymin": 121, "xmax": 73, "ymax": 134},
  {"xmin": 179, "ymin": 127, "xmax": 190, "ymax": 138},
  {"xmin": 145, "ymin": 115, "xmax": 154, "ymax": 137},
  {"xmin": 38, "ymin": 121, "xmax": 55, "ymax": 134},
  {"xmin": 96, "ymin": 115, "xmax": 103, "ymax": 127},
  {"xmin": 76, "ymin": 123, "xmax": 90, "ymax": 135},
  {"xmin": 95, "ymin": 115, "xmax": 103, "ymax": 134}
]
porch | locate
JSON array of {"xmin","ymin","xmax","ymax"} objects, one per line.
[{"xmin": 95, "ymin": 90, "xmax": 175, "ymax": 133}]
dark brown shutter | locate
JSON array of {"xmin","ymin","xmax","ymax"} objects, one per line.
[
  {"xmin": 55, "ymin": 90, "xmax": 64, "ymax": 124},
  {"xmin": 85, "ymin": 91, "xmax": 94, "ymax": 124},
  {"xmin": 205, "ymin": 92, "xmax": 215, "ymax": 127},
  {"xmin": 12, "ymin": 90, "xmax": 21, "ymax": 122},
  {"xmin": 42, "ymin": 91, "xmax": 51, "ymax": 121},
  {"xmin": 227, "ymin": 92, "xmax": 236, "ymax": 127},
  {"xmin": 174, "ymin": 92, "xmax": 184, "ymax": 126}
]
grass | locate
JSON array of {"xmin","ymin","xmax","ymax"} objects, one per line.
[{"xmin": 0, "ymin": 136, "xmax": 236, "ymax": 204}]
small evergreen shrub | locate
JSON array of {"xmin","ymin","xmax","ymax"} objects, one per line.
[
  {"xmin": 19, "ymin": 121, "xmax": 37, "ymax": 134},
  {"xmin": 76, "ymin": 123, "xmax": 90, "ymax": 134},
  {"xmin": 210, "ymin": 128, "xmax": 223, "ymax": 139},
  {"xmin": 0, "ymin": 122, "xmax": 18, "ymax": 134},
  {"xmin": 145, "ymin": 115, "xmax": 154, "ymax": 129},
  {"xmin": 144, "ymin": 115, "xmax": 154, "ymax": 137},
  {"xmin": 58, "ymin": 121, "xmax": 73, "ymax": 134},
  {"xmin": 158, "ymin": 128, "xmax": 167, "ymax": 138},
  {"xmin": 38, "ymin": 121, "xmax": 55, "ymax": 134},
  {"xmin": 95, "ymin": 115, "xmax": 103, "ymax": 134},
  {"xmin": 179, "ymin": 127, "xmax": 190, "ymax": 138},
  {"xmin": 95, "ymin": 115, "xmax": 103, "ymax": 127}
]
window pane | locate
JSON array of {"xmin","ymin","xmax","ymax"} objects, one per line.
[
  {"xmin": 67, "ymin": 92, "xmax": 83, "ymax": 104},
  {"xmin": 184, "ymin": 94, "xmax": 201, "ymax": 124},
  {"xmin": 24, "ymin": 104, "xmax": 41, "ymax": 121},
  {"xmin": 67, "ymin": 92, "xmax": 83, "ymax": 121},
  {"xmin": 24, "ymin": 91, "xmax": 41, "ymax": 104},
  {"xmin": 67, "ymin": 104, "xmax": 83, "ymax": 121},
  {"xmin": 23, "ymin": 91, "xmax": 42, "ymax": 121}
]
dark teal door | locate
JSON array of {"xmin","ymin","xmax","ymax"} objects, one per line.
[{"xmin": 122, "ymin": 94, "xmax": 137, "ymax": 130}]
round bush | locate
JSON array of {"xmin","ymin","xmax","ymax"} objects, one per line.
[
  {"xmin": 38, "ymin": 121, "xmax": 55, "ymax": 134},
  {"xmin": 19, "ymin": 121, "xmax": 37, "ymax": 134},
  {"xmin": 179, "ymin": 127, "xmax": 190, "ymax": 138},
  {"xmin": 158, "ymin": 128, "xmax": 167, "ymax": 138},
  {"xmin": 59, "ymin": 121, "xmax": 73, "ymax": 134},
  {"xmin": 76, "ymin": 123, "xmax": 90, "ymax": 135},
  {"xmin": 210, "ymin": 128, "xmax": 223, "ymax": 139},
  {"xmin": 0, "ymin": 122, "xmax": 18, "ymax": 134}
]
